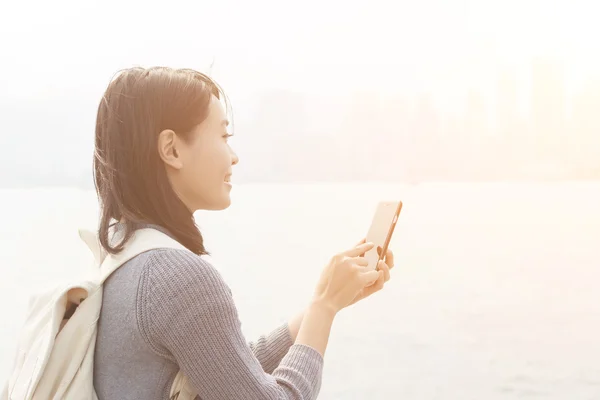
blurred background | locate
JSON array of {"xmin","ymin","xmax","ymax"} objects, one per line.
[
  {"xmin": 1, "ymin": 0, "xmax": 599, "ymax": 398},
  {"xmin": 1, "ymin": 0, "xmax": 599, "ymax": 185}
]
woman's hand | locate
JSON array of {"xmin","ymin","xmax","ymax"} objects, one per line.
[
  {"xmin": 348, "ymin": 239, "xmax": 394, "ymax": 307},
  {"xmin": 312, "ymin": 241, "xmax": 381, "ymax": 314}
]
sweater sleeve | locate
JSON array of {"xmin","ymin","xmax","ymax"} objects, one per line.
[
  {"xmin": 138, "ymin": 249, "xmax": 323, "ymax": 400},
  {"xmin": 248, "ymin": 322, "xmax": 294, "ymax": 374}
]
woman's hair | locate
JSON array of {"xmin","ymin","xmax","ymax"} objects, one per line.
[{"xmin": 93, "ymin": 66, "xmax": 226, "ymax": 255}]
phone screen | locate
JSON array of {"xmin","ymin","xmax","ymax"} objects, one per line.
[{"xmin": 364, "ymin": 201, "xmax": 402, "ymax": 270}]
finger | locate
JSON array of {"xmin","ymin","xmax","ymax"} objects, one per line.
[
  {"xmin": 378, "ymin": 260, "xmax": 391, "ymax": 282},
  {"xmin": 377, "ymin": 246, "xmax": 393, "ymax": 267},
  {"xmin": 359, "ymin": 269, "xmax": 380, "ymax": 286},
  {"xmin": 351, "ymin": 256, "xmax": 368, "ymax": 267},
  {"xmin": 355, "ymin": 238, "xmax": 366, "ymax": 247},
  {"xmin": 385, "ymin": 248, "xmax": 394, "ymax": 269},
  {"xmin": 364, "ymin": 270, "xmax": 385, "ymax": 292},
  {"xmin": 372, "ymin": 269, "xmax": 385, "ymax": 286},
  {"xmin": 375, "ymin": 270, "xmax": 385, "ymax": 289},
  {"xmin": 358, "ymin": 284, "xmax": 376, "ymax": 298},
  {"xmin": 344, "ymin": 242, "xmax": 374, "ymax": 257},
  {"xmin": 355, "ymin": 238, "xmax": 367, "ymax": 256}
]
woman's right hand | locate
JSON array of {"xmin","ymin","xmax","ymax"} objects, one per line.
[{"xmin": 312, "ymin": 242, "xmax": 380, "ymax": 314}]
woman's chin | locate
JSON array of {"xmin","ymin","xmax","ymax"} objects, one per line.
[
  {"xmin": 193, "ymin": 187, "xmax": 233, "ymax": 212},
  {"xmin": 212, "ymin": 195, "xmax": 232, "ymax": 211}
]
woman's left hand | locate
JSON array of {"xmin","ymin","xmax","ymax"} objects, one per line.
[{"xmin": 347, "ymin": 239, "xmax": 394, "ymax": 307}]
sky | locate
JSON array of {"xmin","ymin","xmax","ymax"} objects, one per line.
[
  {"xmin": 0, "ymin": 0, "xmax": 599, "ymax": 185},
  {"xmin": 2, "ymin": 0, "xmax": 598, "ymax": 98}
]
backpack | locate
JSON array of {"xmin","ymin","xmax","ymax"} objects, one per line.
[{"xmin": 1, "ymin": 227, "xmax": 198, "ymax": 400}]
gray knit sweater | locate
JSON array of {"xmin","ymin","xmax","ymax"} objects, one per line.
[{"xmin": 93, "ymin": 227, "xmax": 323, "ymax": 399}]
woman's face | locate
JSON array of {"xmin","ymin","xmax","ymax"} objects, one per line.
[{"xmin": 160, "ymin": 95, "xmax": 239, "ymax": 212}]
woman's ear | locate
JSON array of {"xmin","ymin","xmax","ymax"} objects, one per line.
[{"xmin": 157, "ymin": 129, "xmax": 183, "ymax": 169}]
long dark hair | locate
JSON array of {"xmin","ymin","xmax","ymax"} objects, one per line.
[{"xmin": 93, "ymin": 66, "xmax": 225, "ymax": 255}]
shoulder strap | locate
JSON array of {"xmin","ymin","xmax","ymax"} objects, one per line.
[
  {"xmin": 78, "ymin": 227, "xmax": 191, "ymax": 284},
  {"xmin": 76, "ymin": 227, "xmax": 198, "ymax": 400}
]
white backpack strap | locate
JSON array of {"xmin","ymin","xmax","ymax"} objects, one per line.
[
  {"xmin": 78, "ymin": 227, "xmax": 191, "ymax": 284},
  {"xmin": 78, "ymin": 228, "xmax": 105, "ymax": 266},
  {"xmin": 74, "ymin": 227, "xmax": 198, "ymax": 400},
  {"xmin": 99, "ymin": 228, "xmax": 190, "ymax": 283}
]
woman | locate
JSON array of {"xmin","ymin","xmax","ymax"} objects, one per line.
[{"xmin": 93, "ymin": 66, "xmax": 394, "ymax": 400}]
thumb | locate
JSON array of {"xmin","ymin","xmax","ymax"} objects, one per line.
[{"xmin": 359, "ymin": 269, "xmax": 380, "ymax": 286}]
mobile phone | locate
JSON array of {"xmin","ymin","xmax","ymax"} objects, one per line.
[{"xmin": 364, "ymin": 201, "xmax": 403, "ymax": 270}]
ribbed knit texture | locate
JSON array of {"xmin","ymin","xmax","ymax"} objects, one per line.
[{"xmin": 94, "ymin": 239, "xmax": 323, "ymax": 399}]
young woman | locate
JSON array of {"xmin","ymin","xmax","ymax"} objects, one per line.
[{"xmin": 92, "ymin": 66, "xmax": 394, "ymax": 399}]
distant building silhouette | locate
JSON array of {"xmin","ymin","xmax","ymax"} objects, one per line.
[
  {"xmin": 531, "ymin": 57, "xmax": 567, "ymax": 166},
  {"xmin": 570, "ymin": 77, "xmax": 600, "ymax": 177},
  {"xmin": 496, "ymin": 68, "xmax": 521, "ymax": 176},
  {"xmin": 465, "ymin": 89, "xmax": 487, "ymax": 179}
]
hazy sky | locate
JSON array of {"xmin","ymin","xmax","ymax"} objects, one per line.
[
  {"xmin": 1, "ymin": 0, "xmax": 598, "ymax": 99},
  {"xmin": 1, "ymin": 0, "xmax": 598, "ymax": 185}
]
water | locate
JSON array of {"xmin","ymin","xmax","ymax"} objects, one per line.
[{"xmin": 1, "ymin": 182, "xmax": 599, "ymax": 399}]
